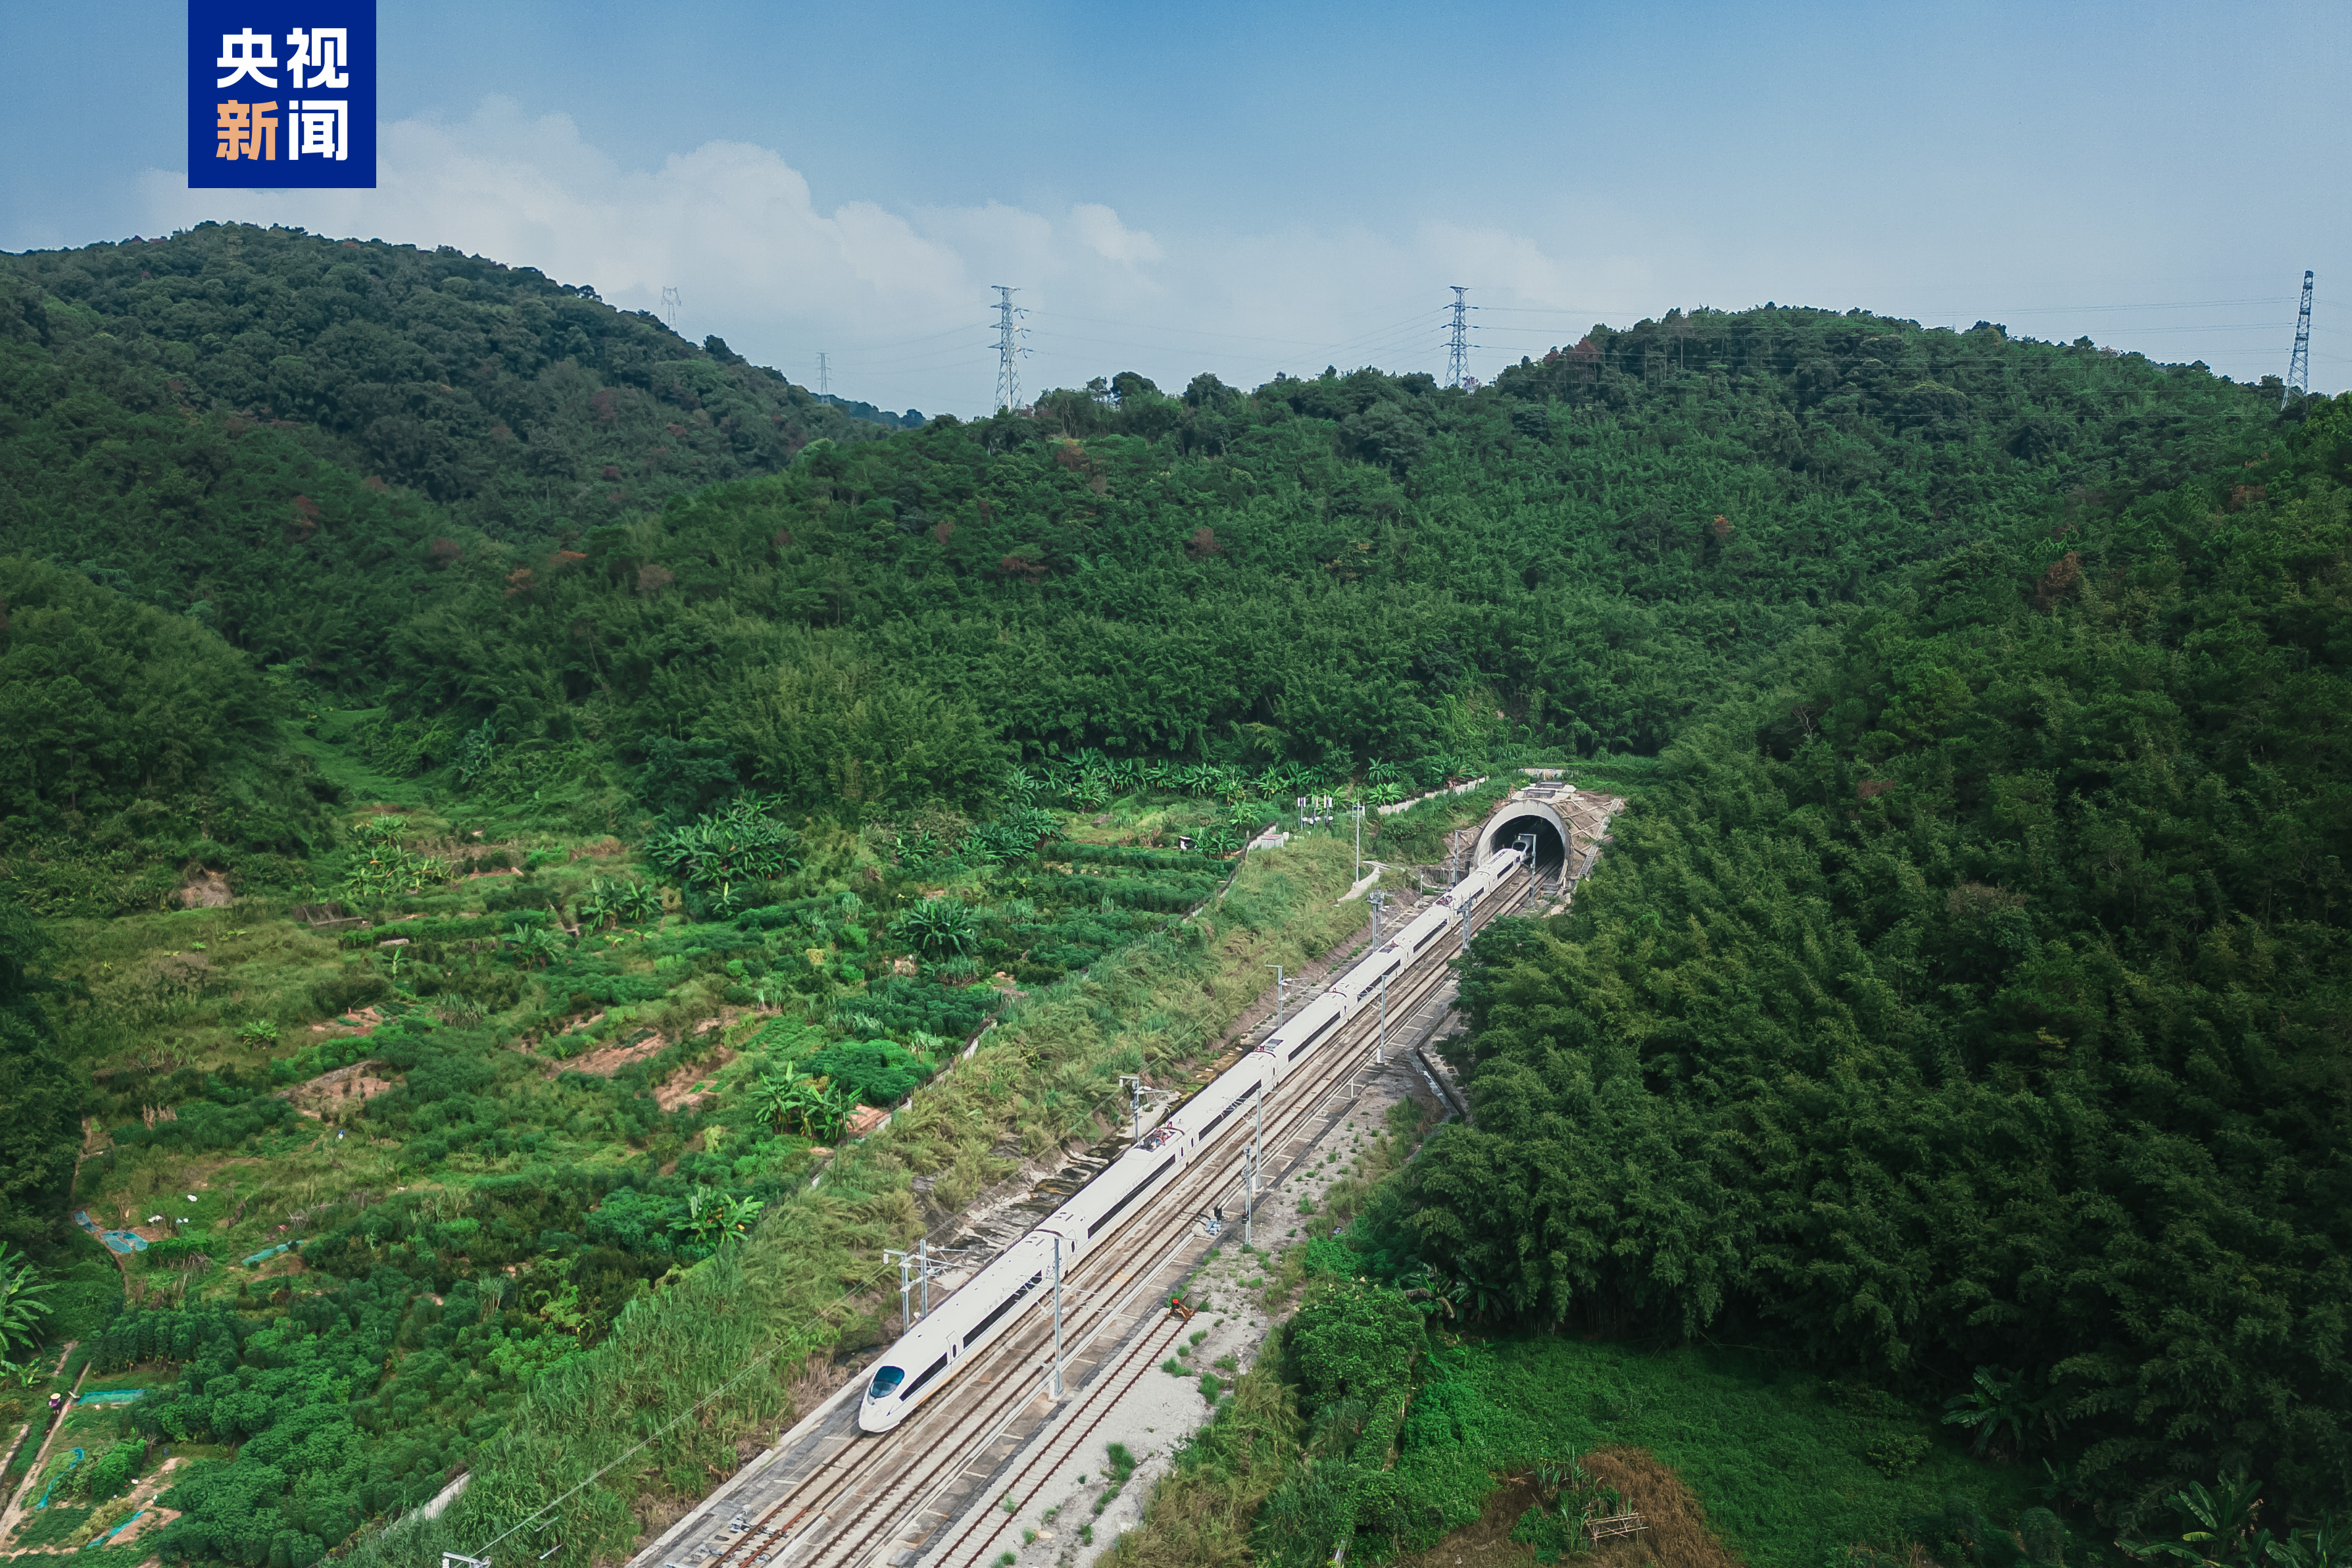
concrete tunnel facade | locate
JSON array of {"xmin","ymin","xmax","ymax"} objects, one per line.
[{"xmin": 1473, "ymin": 798, "xmax": 1571, "ymax": 871}]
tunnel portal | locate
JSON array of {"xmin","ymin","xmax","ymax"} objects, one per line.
[{"xmin": 1475, "ymin": 805, "xmax": 1569, "ymax": 871}]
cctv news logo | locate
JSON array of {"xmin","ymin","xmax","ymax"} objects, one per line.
[{"xmin": 189, "ymin": 1, "xmax": 375, "ymax": 187}]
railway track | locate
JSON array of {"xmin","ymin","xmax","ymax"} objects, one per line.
[{"xmin": 633, "ymin": 866, "xmax": 1537, "ymax": 1568}]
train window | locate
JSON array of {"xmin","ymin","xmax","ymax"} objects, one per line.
[
  {"xmin": 868, "ymin": 1365, "xmax": 904, "ymax": 1400},
  {"xmin": 1087, "ymin": 1156, "xmax": 1177, "ymax": 1238},
  {"xmin": 1198, "ymin": 1084, "xmax": 1257, "ymax": 1139},
  {"xmin": 1286, "ymin": 1016, "xmax": 1336, "ymax": 1060},
  {"xmin": 969, "ymin": 1270, "xmax": 1044, "ymax": 1342},
  {"xmin": 900, "ymin": 1352, "xmax": 950, "ymax": 1400}
]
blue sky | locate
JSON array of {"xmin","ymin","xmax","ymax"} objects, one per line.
[{"xmin": 4, "ymin": 0, "xmax": 2346, "ymax": 413}]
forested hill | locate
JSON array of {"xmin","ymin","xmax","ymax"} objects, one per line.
[
  {"xmin": 1408, "ymin": 393, "xmax": 2352, "ymax": 1515},
  {"xmin": 0, "ymin": 222, "xmax": 890, "ymax": 537},
  {"xmin": 0, "ymin": 224, "xmax": 2297, "ymax": 919},
  {"xmin": 338, "ymin": 305, "xmax": 2280, "ymax": 815}
]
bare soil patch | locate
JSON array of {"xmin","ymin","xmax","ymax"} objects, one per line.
[
  {"xmin": 1391, "ymin": 1446, "xmax": 1740, "ymax": 1568},
  {"xmin": 563, "ymin": 1033, "xmax": 669, "ymax": 1076},
  {"xmin": 282, "ymin": 1060, "xmax": 400, "ymax": 1118},
  {"xmin": 654, "ymin": 1047, "xmax": 735, "ymax": 1112},
  {"xmin": 176, "ymin": 868, "xmax": 233, "ymax": 908}
]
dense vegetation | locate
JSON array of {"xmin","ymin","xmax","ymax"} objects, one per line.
[
  {"xmin": 2, "ymin": 225, "xmax": 2280, "ymax": 867},
  {"xmin": 0, "ymin": 220, "xmax": 2339, "ymax": 1568},
  {"xmin": 0, "ymin": 224, "xmax": 894, "ymax": 533},
  {"xmin": 1401, "ymin": 397, "xmax": 2352, "ymax": 1519}
]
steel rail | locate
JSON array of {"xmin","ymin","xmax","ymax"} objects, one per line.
[
  {"xmin": 807, "ymin": 869, "xmax": 1537, "ymax": 1568},
  {"xmin": 645, "ymin": 868, "xmax": 1533, "ymax": 1568}
]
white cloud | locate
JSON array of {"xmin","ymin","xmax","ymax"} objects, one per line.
[
  {"xmin": 1069, "ymin": 203, "xmax": 1163, "ymax": 268},
  {"xmin": 139, "ymin": 97, "xmax": 1607, "ymax": 412}
]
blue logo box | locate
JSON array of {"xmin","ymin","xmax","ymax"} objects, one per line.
[{"xmin": 189, "ymin": 0, "xmax": 375, "ymax": 187}]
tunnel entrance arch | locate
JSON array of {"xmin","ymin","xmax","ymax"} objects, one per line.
[{"xmin": 1475, "ymin": 801, "xmax": 1569, "ymax": 872}]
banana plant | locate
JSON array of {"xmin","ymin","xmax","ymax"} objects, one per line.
[
  {"xmin": 894, "ymin": 898, "xmax": 978, "ymax": 958},
  {"xmin": 504, "ymin": 923, "xmax": 568, "ymax": 968},
  {"xmin": 646, "ymin": 795, "xmax": 801, "ymax": 906},
  {"xmin": 575, "ymin": 877, "xmax": 618, "ymax": 931},
  {"xmin": 751, "ymin": 1062, "xmax": 850, "ymax": 1140},
  {"xmin": 2118, "ymin": 1478, "xmax": 2271, "ymax": 1568},
  {"xmin": 0, "ymin": 1245, "xmax": 55, "ymax": 1360},
  {"xmin": 1942, "ymin": 1365, "xmax": 2065, "ymax": 1457},
  {"xmin": 670, "ymin": 1190, "xmax": 766, "ymax": 1248},
  {"xmin": 618, "ymin": 881, "xmax": 664, "ymax": 924}
]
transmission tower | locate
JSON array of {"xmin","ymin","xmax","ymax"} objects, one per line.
[
  {"xmin": 816, "ymin": 352, "xmax": 830, "ymax": 397},
  {"xmin": 2285, "ymin": 269, "xmax": 2313, "ymax": 406},
  {"xmin": 1444, "ymin": 285, "xmax": 1474, "ymax": 389},
  {"xmin": 660, "ymin": 286, "xmax": 682, "ymax": 335},
  {"xmin": 992, "ymin": 285, "xmax": 1027, "ymax": 411}
]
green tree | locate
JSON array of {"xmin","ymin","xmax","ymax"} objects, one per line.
[{"xmin": 0, "ymin": 905, "xmax": 75, "ymax": 1249}]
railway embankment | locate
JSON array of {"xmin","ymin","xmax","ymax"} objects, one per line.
[{"xmin": 622, "ymin": 845, "xmax": 1537, "ymax": 1568}]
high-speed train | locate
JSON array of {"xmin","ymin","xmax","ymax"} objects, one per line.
[{"xmin": 854, "ymin": 845, "xmax": 1527, "ymax": 1433}]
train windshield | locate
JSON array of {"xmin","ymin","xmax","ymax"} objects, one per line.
[{"xmin": 867, "ymin": 1365, "xmax": 904, "ymax": 1400}]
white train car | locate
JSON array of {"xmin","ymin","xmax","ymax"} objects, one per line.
[
  {"xmin": 1165, "ymin": 1054, "xmax": 1268, "ymax": 1147},
  {"xmin": 1035, "ymin": 1121, "xmax": 1190, "ymax": 1263},
  {"xmin": 1254, "ymin": 992, "xmax": 1346, "ymax": 1085},
  {"xmin": 854, "ymin": 846, "xmax": 1527, "ymax": 1434},
  {"xmin": 1336, "ymin": 943, "xmax": 1406, "ymax": 1011},
  {"xmin": 858, "ymin": 1231, "xmax": 1056, "ymax": 1430},
  {"xmin": 858, "ymin": 1123, "xmax": 1196, "ymax": 1432}
]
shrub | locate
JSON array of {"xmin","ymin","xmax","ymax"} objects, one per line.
[
  {"xmin": 804, "ymin": 1039, "xmax": 931, "ymax": 1108},
  {"xmin": 307, "ymin": 969, "xmax": 387, "ymax": 1018}
]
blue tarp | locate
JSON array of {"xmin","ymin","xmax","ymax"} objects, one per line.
[
  {"xmin": 34, "ymin": 1448, "xmax": 84, "ymax": 1509},
  {"xmin": 73, "ymin": 1210, "xmax": 147, "ymax": 1254}
]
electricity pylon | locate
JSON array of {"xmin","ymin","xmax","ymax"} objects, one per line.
[
  {"xmin": 2286, "ymin": 270, "xmax": 2313, "ymax": 406},
  {"xmin": 1445, "ymin": 285, "xmax": 1474, "ymax": 389},
  {"xmin": 993, "ymin": 286, "xmax": 1027, "ymax": 411}
]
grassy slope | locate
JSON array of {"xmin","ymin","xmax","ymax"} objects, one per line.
[
  {"xmin": 34, "ymin": 762, "xmax": 1513, "ymax": 1568},
  {"xmin": 1394, "ymin": 1336, "xmax": 2042, "ymax": 1568},
  {"xmin": 278, "ymin": 712, "xmax": 432, "ymax": 810},
  {"xmin": 352, "ymin": 833, "xmax": 1391, "ymax": 1568}
]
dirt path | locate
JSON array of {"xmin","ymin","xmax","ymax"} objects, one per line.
[{"xmin": 0, "ymin": 1344, "xmax": 85, "ymax": 1546}]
